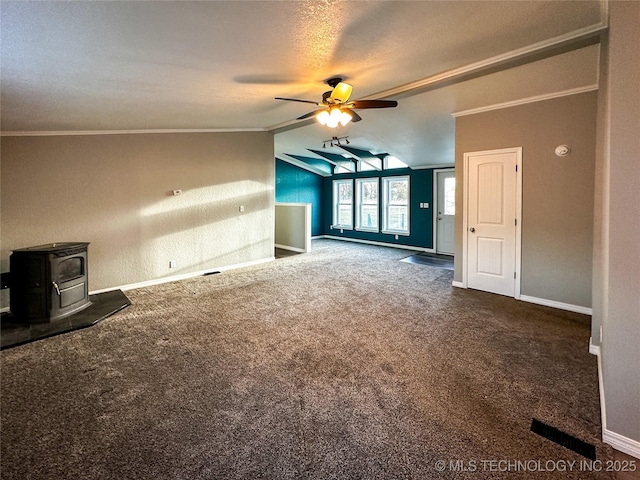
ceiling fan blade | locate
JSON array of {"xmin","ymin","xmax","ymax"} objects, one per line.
[
  {"xmin": 296, "ymin": 109, "xmax": 326, "ymax": 120},
  {"xmin": 330, "ymin": 82, "xmax": 353, "ymax": 103},
  {"xmin": 350, "ymin": 100, "xmax": 398, "ymax": 109},
  {"xmin": 275, "ymin": 97, "xmax": 319, "ymax": 105},
  {"xmin": 345, "ymin": 110, "xmax": 362, "ymax": 122}
]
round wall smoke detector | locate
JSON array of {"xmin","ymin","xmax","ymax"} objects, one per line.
[{"xmin": 555, "ymin": 145, "xmax": 571, "ymax": 157}]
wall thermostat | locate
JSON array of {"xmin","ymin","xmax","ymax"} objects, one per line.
[{"xmin": 555, "ymin": 145, "xmax": 570, "ymax": 157}]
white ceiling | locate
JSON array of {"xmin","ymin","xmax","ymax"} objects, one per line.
[{"xmin": 1, "ymin": 1, "xmax": 605, "ymax": 168}]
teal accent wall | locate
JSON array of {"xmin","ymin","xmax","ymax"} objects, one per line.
[
  {"xmin": 323, "ymin": 168, "xmax": 435, "ymax": 249},
  {"xmin": 275, "ymin": 159, "xmax": 439, "ymax": 248},
  {"xmin": 275, "ymin": 159, "xmax": 324, "ymax": 236}
]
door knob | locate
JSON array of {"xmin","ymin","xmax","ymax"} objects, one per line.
[{"xmin": 469, "ymin": 227, "xmax": 475, "ymax": 233}]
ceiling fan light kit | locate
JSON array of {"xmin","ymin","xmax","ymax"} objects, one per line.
[
  {"xmin": 275, "ymin": 77, "xmax": 397, "ymax": 129},
  {"xmin": 330, "ymin": 81, "xmax": 353, "ymax": 103},
  {"xmin": 317, "ymin": 107, "xmax": 353, "ymax": 128}
]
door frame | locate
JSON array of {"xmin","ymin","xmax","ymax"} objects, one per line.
[
  {"xmin": 462, "ymin": 147, "xmax": 523, "ymax": 298},
  {"xmin": 433, "ymin": 168, "xmax": 456, "ymax": 255}
]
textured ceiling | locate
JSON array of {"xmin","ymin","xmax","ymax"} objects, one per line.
[{"xmin": 1, "ymin": 1, "xmax": 605, "ymax": 167}]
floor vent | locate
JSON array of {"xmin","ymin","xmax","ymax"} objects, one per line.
[{"xmin": 531, "ymin": 419, "xmax": 596, "ymax": 460}]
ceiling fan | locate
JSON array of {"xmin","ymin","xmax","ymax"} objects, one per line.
[{"xmin": 275, "ymin": 77, "xmax": 398, "ymax": 128}]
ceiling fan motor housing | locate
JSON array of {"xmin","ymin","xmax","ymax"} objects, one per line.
[
  {"xmin": 326, "ymin": 77, "xmax": 343, "ymax": 88},
  {"xmin": 275, "ymin": 76, "xmax": 397, "ymax": 122}
]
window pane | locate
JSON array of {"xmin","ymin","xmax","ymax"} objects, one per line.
[
  {"xmin": 339, "ymin": 183, "xmax": 352, "ymax": 203},
  {"xmin": 355, "ymin": 179, "xmax": 378, "ymax": 231},
  {"xmin": 384, "ymin": 156, "xmax": 408, "ymax": 169},
  {"xmin": 387, "ymin": 206, "xmax": 408, "ymax": 231},
  {"xmin": 333, "ymin": 180, "xmax": 353, "ymax": 228},
  {"xmin": 388, "ymin": 180, "xmax": 408, "ymax": 204},
  {"xmin": 359, "ymin": 161, "xmax": 376, "ymax": 172},
  {"xmin": 444, "ymin": 177, "xmax": 456, "ymax": 215},
  {"xmin": 338, "ymin": 205, "xmax": 352, "ymax": 226},
  {"xmin": 360, "ymin": 205, "xmax": 378, "ymax": 228},
  {"xmin": 382, "ymin": 176, "xmax": 410, "ymax": 234},
  {"xmin": 362, "ymin": 181, "xmax": 377, "ymax": 204}
]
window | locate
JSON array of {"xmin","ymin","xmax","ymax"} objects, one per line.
[
  {"xmin": 356, "ymin": 178, "xmax": 379, "ymax": 232},
  {"xmin": 443, "ymin": 176, "xmax": 456, "ymax": 215},
  {"xmin": 334, "ymin": 165, "xmax": 354, "ymax": 174},
  {"xmin": 357, "ymin": 161, "xmax": 377, "ymax": 172},
  {"xmin": 382, "ymin": 176, "xmax": 410, "ymax": 235},
  {"xmin": 333, "ymin": 179, "xmax": 353, "ymax": 229},
  {"xmin": 383, "ymin": 155, "xmax": 408, "ymax": 170}
]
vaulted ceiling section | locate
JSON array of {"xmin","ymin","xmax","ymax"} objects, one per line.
[{"xmin": 1, "ymin": 1, "xmax": 606, "ymax": 168}]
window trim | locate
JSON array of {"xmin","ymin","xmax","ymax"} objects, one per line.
[
  {"xmin": 355, "ymin": 177, "xmax": 379, "ymax": 233},
  {"xmin": 332, "ymin": 179, "xmax": 354, "ymax": 230},
  {"xmin": 382, "ymin": 175, "xmax": 410, "ymax": 236}
]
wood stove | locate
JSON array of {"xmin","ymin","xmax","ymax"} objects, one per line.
[{"xmin": 10, "ymin": 242, "xmax": 91, "ymax": 324}]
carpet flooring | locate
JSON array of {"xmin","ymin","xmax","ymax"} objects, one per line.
[{"xmin": 0, "ymin": 239, "xmax": 611, "ymax": 479}]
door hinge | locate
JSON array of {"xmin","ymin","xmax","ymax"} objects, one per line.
[
  {"xmin": 515, "ymin": 218, "xmax": 518, "ymax": 226},
  {"xmin": 514, "ymin": 272, "xmax": 517, "ymax": 279},
  {"xmin": 516, "ymin": 164, "xmax": 518, "ymax": 172}
]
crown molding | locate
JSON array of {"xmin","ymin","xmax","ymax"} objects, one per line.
[
  {"xmin": 363, "ymin": 23, "xmax": 606, "ymax": 101},
  {"xmin": 266, "ymin": 23, "xmax": 606, "ymax": 133},
  {"xmin": 0, "ymin": 128, "xmax": 266, "ymax": 137},
  {"xmin": 452, "ymin": 84, "xmax": 599, "ymax": 118}
]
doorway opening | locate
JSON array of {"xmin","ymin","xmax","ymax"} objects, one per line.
[
  {"xmin": 462, "ymin": 147, "xmax": 522, "ymax": 298},
  {"xmin": 434, "ymin": 169, "xmax": 456, "ymax": 256}
]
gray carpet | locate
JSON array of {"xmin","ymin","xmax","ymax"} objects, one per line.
[{"xmin": 0, "ymin": 239, "xmax": 612, "ymax": 479}]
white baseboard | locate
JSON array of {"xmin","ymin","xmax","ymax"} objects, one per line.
[
  {"xmin": 519, "ymin": 294, "xmax": 592, "ymax": 315},
  {"xmin": 90, "ymin": 256, "xmax": 275, "ymax": 295},
  {"xmin": 603, "ymin": 429, "xmax": 640, "ymax": 459},
  {"xmin": 447, "ymin": 284, "xmax": 592, "ymax": 315},
  {"xmin": 592, "ymin": 340, "xmax": 640, "ymax": 459},
  {"xmin": 319, "ymin": 235, "xmax": 435, "ymax": 253},
  {"xmin": 275, "ymin": 244, "xmax": 306, "ymax": 253}
]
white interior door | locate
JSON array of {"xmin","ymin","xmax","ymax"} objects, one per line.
[
  {"xmin": 464, "ymin": 148, "xmax": 521, "ymax": 297},
  {"xmin": 436, "ymin": 170, "xmax": 455, "ymax": 255}
]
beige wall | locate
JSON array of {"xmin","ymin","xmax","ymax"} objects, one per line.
[
  {"xmin": 275, "ymin": 203, "xmax": 310, "ymax": 253},
  {"xmin": 599, "ymin": 0, "xmax": 640, "ymax": 448},
  {"xmin": 1, "ymin": 132, "xmax": 275, "ymax": 307},
  {"xmin": 454, "ymin": 91, "xmax": 598, "ymax": 308}
]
